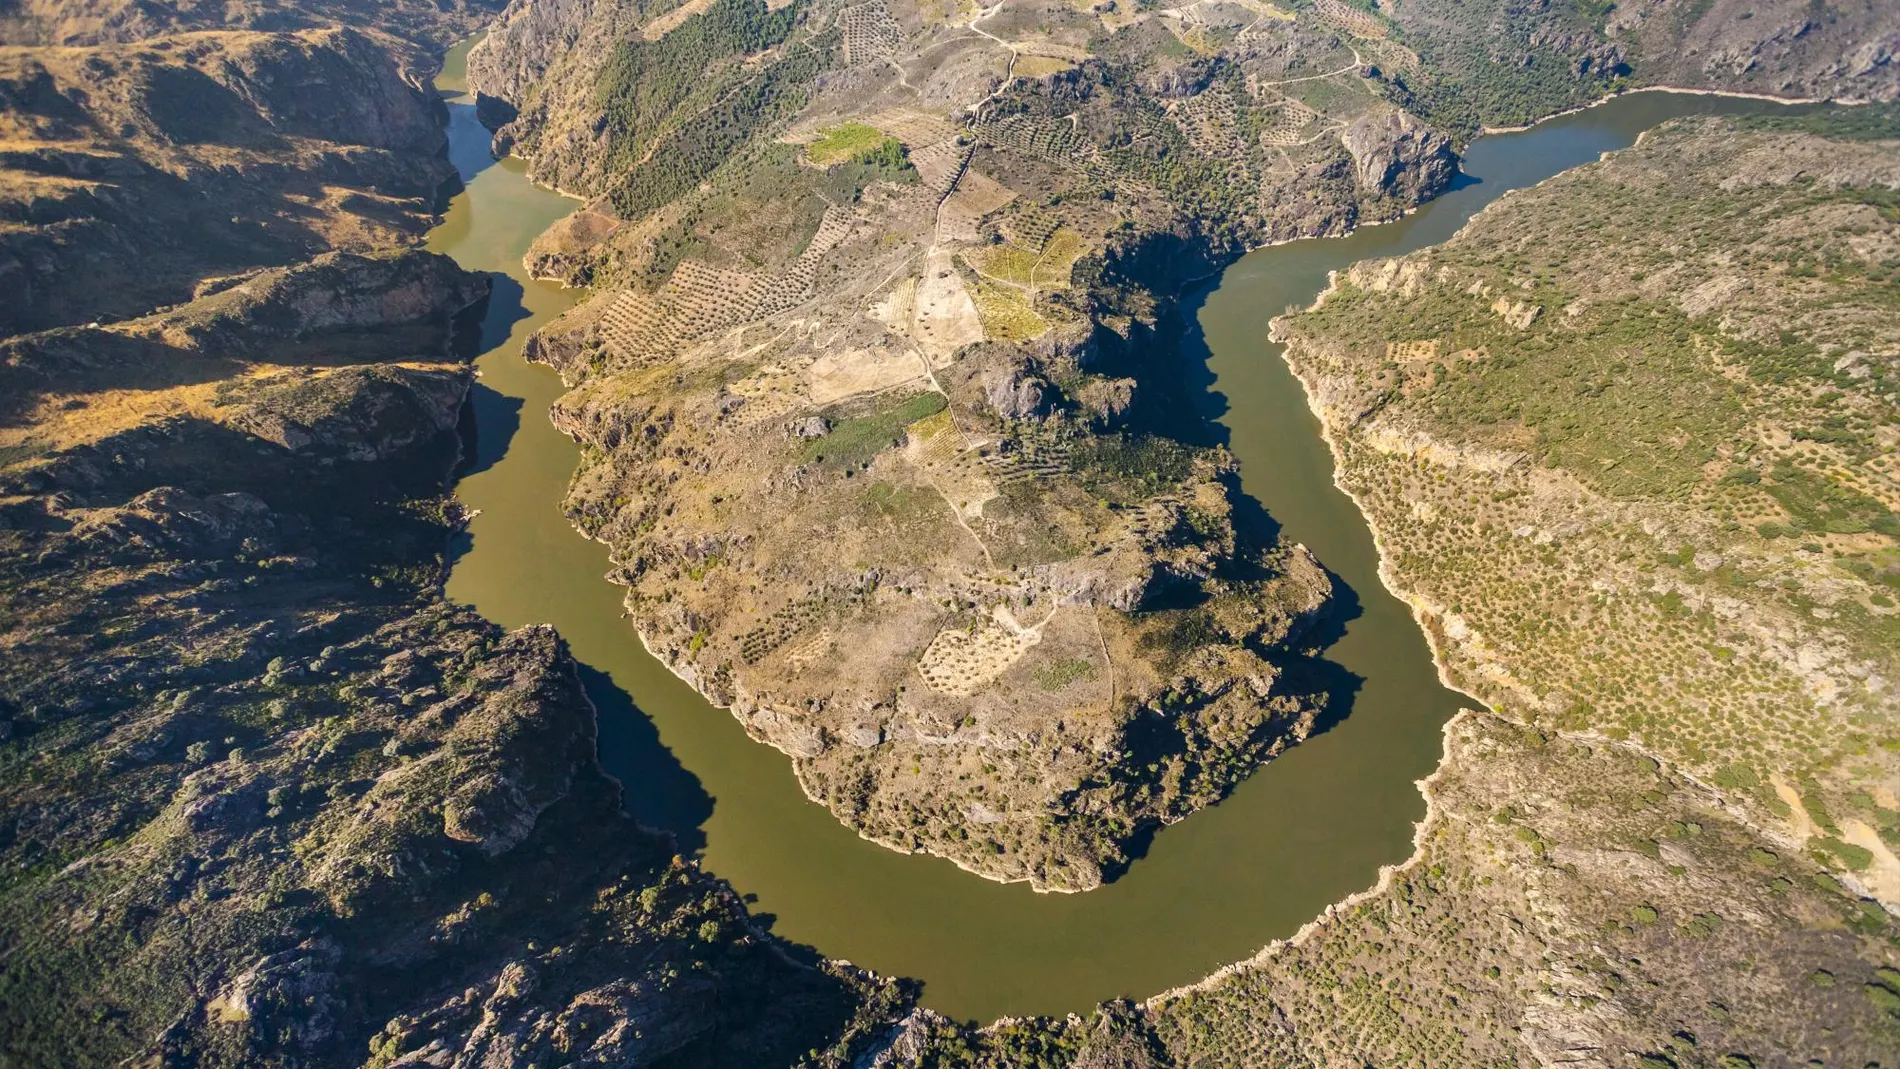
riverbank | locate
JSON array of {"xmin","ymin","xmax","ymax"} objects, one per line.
[
  {"xmin": 1157, "ymin": 81, "xmax": 1834, "ymax": 987},
  {"xmin": 431, "ymin": 13, "xmax": 1839, "ymax": 1016},
  {"xmin": 1478, "ymin": 81, "xmax": 1854, "ymax": 134}
]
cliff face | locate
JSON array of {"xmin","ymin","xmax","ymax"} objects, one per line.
[
  {"xmin": 465, "ymin": 0, "xmax": 652, "ymax": 191},
  {"xmin": 0, "ymin": 247, "xmax": 899, "ymax": 1067},
  {"xmin": 0, "ymin": 27, "xmax": 456, "ymax": 336},
  {"xmin": 1341, "ymin": 109, "xmax": 1456, "ymax": 203}
]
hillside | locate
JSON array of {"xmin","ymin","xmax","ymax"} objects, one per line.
[
  {"xmin": 874, "ymin": 108, "xmax": 1900, "ymax": 1069},
  {"xmin": 463, "ymin": 0, "xmax": 1479, "ymax": 888},
  {"xmin": 0, "ymin": 26, "xmax": 459, "ymax": 335},
  {"xmin": 0, "ymin": 0, "xmax": 508, "ymax": 71},
  {"xmin": 1383, "ymin": 0, "xmax": 1900, "ymax": 133},
  {"xmin": 0, "ymin": 250, "xmax": 902, "ymax": 1067},
  {"xmin": 1276, "ymin": 112, "xmax": 1900, "ymax": 896},
  {"xmin": 0, "ymin": 2, "xmax": 909, "ymax": 1064}
]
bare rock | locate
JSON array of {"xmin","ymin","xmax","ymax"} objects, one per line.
[
  {"xmin": 984, "ymin": 368, "xmax": 1051, "ymax": 421},
  {"xmin": 789, "ymin": 415, "xmax": 831, "ymax": 439},
  {"xmin": 1341, "ymin": 109, "xmax": 1457, "ymax": 204}
]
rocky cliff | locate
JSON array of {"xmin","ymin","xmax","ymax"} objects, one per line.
[
  {"xmin": 0, "ymin": 247, "xmax": 903, "ymax": 1067},
  {"xmin": 1377, "ymin": 0, "xmax": 1899, "ymax": 133},
  {"xmin": 0, "ymin": 26, "xmax": 457, "ymax": 336}
]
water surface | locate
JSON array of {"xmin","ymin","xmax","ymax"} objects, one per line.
[{"xmin": 430, "ymin": 44, "xmax": 1814, "ymax": 1021}]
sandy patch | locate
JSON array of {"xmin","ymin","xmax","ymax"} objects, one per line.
[
  {"xmin": 785, "ymin": 628, "xmax": 834, "ymax": 673},
  {"xmin": 1769, "ymin": 773, "xmax": 1815, "ymax": 840},
  {"xmin": 916, "ymin": 606, "xmax": 1044, "ymax": 696},
  {"xmin": 866, "ymin": 108, "xmax": 960, "ymax": 149},
  {"xmin": 806, "ymin": 347, "xmax": 928, "ymax": 405},
  {"xmin": 1842, "ymin": 819, "xmax": 1900, "ymax": 904},
  {"xmin": 913, "ymin": 251, "xmax": 985, "ymax": 365},
  {"xmin": 643, "ymin": 0, "xmax": 717, "ymax": 39},
  {"xmin": 728, "ymin": 364, "xmax": 810, "ymax": 426},
  {"xmin": 938, "ymin": 169, "xmax": 1018, "ymax": 243},
  {"xmin": 871, "ymin": 276, "xmax": 917, "ymax": 333}
]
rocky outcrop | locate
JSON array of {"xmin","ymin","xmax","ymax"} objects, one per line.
[
  {"xmin": 55, "ymin": 487, "xmax": 280, "ymax": 564},
  {"xmin": 218, "ymin": 366, "xmax": 470, "ymax": 460},
  {"xmin": 0, "ymin": 250, "xmax": 488, "ymax": 420},
  {"xmin": 983, "ymin": 366, "xmax": 1052, "ymax": 421},
  {"xmin": 1341, "ymin": 108, "xmax": 1457, "ymax": 203},
  {"xmin": 306, "ymin": 624, "xmax": 595, "ymax": 912},
  {"xmin": 167, "ymin": 250, "xmax": 492, "ymax": 343}
]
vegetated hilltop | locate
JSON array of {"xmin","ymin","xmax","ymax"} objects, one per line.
[
  {"xmin": 464, "ymin": 0, "xmax": 1482, "ymax": 889},
  {"xmin": 1275, "ymin": 111, "xmax": 1900, "ymax": 901},
  {"xmin": 0, "ymin": 251, "xmax": 903, "ymax": 1067},
  {"xmin": 867, "ymin": 107, "xmax": 1900, "ymax": 1069}
]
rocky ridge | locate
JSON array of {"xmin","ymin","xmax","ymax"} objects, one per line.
[
  {"xmin": 0, "ymin": 245, "xmax": 904, "ymax": 1067},
  {"xmin": 0, "ymin": 24, "xmax": 460, "ymax": 335}
]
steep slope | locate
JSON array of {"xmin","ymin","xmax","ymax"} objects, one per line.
[
  {"xmin": 460, "ymin": 0, "xmax": 1477, "ymax": 888},
  {"xmin": 1274, "ymin": 109, "xmax": 1900, "ymax": 894},
  {"xmin": 1378, "ymin": 0, "xmax": 1899, "ymax": 132},
  {"xmin": 0, "ymin": 250, "xmax": 898, "ymax": 1067},
  {"xmin": 0, "ymin": 26, "xmax": 459, "ymax": 335},
  {"xmin": 881, "ymin": 106, "xmax": 1900, "ymax": 1069},
  {"xmin": 0, "ymin": 0, "xmax": 508, "ymax": 69}
]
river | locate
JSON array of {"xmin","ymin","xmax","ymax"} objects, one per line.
[{"xmin": 428, "ymin": 41, "xmax": 1816, "ymax": 1023}]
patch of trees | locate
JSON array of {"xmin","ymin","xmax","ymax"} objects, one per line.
[
  {"xmin": 603, "ymin": 22, "xmax": 837, "ymax": 219},
  {"xmin": 595, "ymin": 0, "xmax": 806, "ymax": 175}
]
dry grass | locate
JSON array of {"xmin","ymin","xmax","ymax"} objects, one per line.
[
  {"xmin": 1012, "ymin": 54, "xmax": 1076, "ymax": 79},
  {"xmin": 970, "ymin": 279, "xmax": 1047, "ymax": 341}
]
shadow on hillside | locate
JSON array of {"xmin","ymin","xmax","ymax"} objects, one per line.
[{"xmin": 583, "ymin": 664, "xmax": 715, "ymax": 855}]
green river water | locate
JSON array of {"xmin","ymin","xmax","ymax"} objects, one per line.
[{"xmin": 429, "ymin": 41, "xmax": 1815, "ymax": 1022}]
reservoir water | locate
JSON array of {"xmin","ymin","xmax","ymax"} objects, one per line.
[{"xmin": 429, "ymin": 42, "xmax": 1815, "ymax": 1022}]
